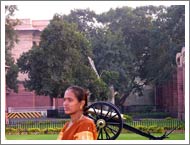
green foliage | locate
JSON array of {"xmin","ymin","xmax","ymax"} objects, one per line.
[
  {"xmin": 5, "ymin": 5, "xmax": 19, "ymax": 51},
  {"xmin": 5, "ymin": 128, "xmax": 17, "ymax": 134},
  {"xmin": 135, "ymin": 125, "xmax": 164, "ymax": 133},
  {"xmin": 6, "ymin": 63, "xmax": 19, "ymax": 92},
  {"xmin": 97, "ymin": 5, "xmax": 185, "ymax": 103},
  {"xmin": 136, "ymin": 125, "xmax": 149, "ymax": 133},
  {"xmin": 27, "ymin": 128, "xmax": 40, "ymax": 134},
  {"xmin": 123, "ymin": 114, "xmax": 133, "ymax": 122},
  {"xmin": 127, "ymin": 119, "xmax": 185, "ymax": 130},
  {"xmin": 6, "ymin": 125, "xmax": 164, "ymax": 135},
  {"xmin": 46, "ymin": 128, "xmax": 61, "ymax": 134},
  {"xmin": 5, "ymin": 127, "xmax": 62, "ymax": 135},
  {"xmin": 62, "ymin": 9, "xmax": 97, "ymax": 38},
  {"xmin": 165, "ymin": 117, "xmax": 174, "ymax": 120},
  {"xmin": 100, "ymin": 70, "xmax": 119, "ymax": 86},
  {"xmin": 88, "ymin": 78, "xmax": 109, "ymax": 101},
  {"xmin": 156, "ymin": 127, "xmax": 165, "ymax": 133},
  {"xmin": 5, "ymin": 5, "xmax": 19, "ymax": 92}
]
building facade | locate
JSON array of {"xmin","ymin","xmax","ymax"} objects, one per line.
[{"xmin": 7, "ymin": 19, "xmax": 63, "ymax": 113}]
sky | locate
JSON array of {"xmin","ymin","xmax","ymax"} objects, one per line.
[{"xmin": 2, "ymin": 1, "xmax": 181, "ymax": 20}]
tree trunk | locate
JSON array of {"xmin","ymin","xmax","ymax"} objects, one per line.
[
  {"xmin": 109, "ymin": 85, "xmax": 115, "ymax": 104},
  {"xmin": 119, "ymin": 92, "xmax": 130, "ymax": 106}
]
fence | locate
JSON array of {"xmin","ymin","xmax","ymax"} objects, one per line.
[
  {"xmin": 6, "ymin": 120, "xmax": 68, "ymax": 129},
  {"xmin": 6, "ymin": 119, "xmax": 185, "ymax": 130},
  {"xmin": 127, "ymin": 119, "xmax": 185, "ymax": 130}
]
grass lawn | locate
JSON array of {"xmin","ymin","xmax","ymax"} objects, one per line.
[
  {"xmin": 6, "ymin": 133, "xmax": 185, "ymax": 140},
  {"xmin": 117, "ymin": 133, "xmax": 185, "ymax": 140}
]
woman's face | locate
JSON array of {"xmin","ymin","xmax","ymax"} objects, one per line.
[{"xmin": 63, "ymin": 89, "xmax": 83, "ymax": 115}]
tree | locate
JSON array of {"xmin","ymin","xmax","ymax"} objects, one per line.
[
  {"xmin": 63, "ymin": 9, "xmax": 98, "ymax": 37},
  {"xmin": 5, "ymin": 5, "xmax": 19, "ymax": 92},
  {"xmin": 17, "ymin": 17, "xmax": 100, "ymax": 106},
  {"xmin": 96, "ymin": 5, "xmax": 185, "ymax": 105},
  {"xmin": 139, "ymin": 5, "xmax": 185, "ymax": 86},
  {"xmin": 61, "ymin": 9, "xmax": 112, "ymax": 101}
]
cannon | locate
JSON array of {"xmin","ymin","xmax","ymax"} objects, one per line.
[{"xmin": 85, "ymin": 101, "xmax": 178, "ymax": 140}]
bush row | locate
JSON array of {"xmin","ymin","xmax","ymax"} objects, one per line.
[
  {"xmin": 6, "ymin": 127, "xmax": 61, "ymax": 135},
  {"xmin": 6, "ymin": 126, "xmax": 168, "ymax": 135},
  {"xmin": 121, "ymin": 125, "xmax": 164, "ymax": 133},
  {"xmin": 123, "ymin": 114, "xmax": 182, "ymax": 122}
]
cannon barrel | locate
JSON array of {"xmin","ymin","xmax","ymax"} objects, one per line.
[{"xmin": 87, "ymin": 108, "xmax": 125, "ymax": 120}]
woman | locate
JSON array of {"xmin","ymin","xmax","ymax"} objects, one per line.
[{"xmin": 57, "ymin": 85, "xmax": 98, "ymax": 140}]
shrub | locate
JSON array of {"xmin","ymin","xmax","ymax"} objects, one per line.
[
  {"xmin": 17, "ymin": 128, "xmax": 25, "ymax": 134},
  {"xmin": 47, "ymin": 128, "xmax": 55, "ymax": 134},
  {"xmin": 147, "ymin": 125, "xmax": 164, "ymax": 133},
  {"xmin": 165, "ymin": 117, "xmax": 173, "ymax": 120},
  {"xmin": 123, "ymin": 114, "xmax": 133, "ymax": 122},
  {"xmin": 6, "ymin": 128, "xmax": 17, "ymax": 135},
  {"xmin": 156, "ymin": 127, "xmax": 164, "ymax": 133},
  {"xmin": 27, "ymin": 128, "xmax": 40, "ymax": 135},
  {"xmin": 40, "ymin": 128, "xmax": 48, "ymax": 134},
  {"xmin": 148, "ymin": 125, "xmax": 157, "ymax": 133},
  {"xmin": 136, "ymin": 125, "xmax": 149, "ymax": 133},
  {"xmin": 54, "ymin": 127, "xmax": 62, "ymax": 133},
  {"xmin": 177, "ymin": 124, "xmax": 185, "ymax": 130}
]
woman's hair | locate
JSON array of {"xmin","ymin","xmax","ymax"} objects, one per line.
[{"xmin": 66, "ymin": 85, "xmax": 89, "ymax": 111}]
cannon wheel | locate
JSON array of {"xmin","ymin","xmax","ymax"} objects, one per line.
[{"xmin": 85, "ymin": 101, "xmax": 123, "ymax": 140}]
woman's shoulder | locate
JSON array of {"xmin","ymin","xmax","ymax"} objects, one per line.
[
  {"xmin": 77, "ymin": 115, "xmax": 97, "ymax": 133},
  {"xmin": 80, "ymin": 115, "xmax": 95, "ymax": 124}
]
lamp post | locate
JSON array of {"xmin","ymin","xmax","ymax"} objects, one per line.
[{"xmin": 5, "ymin": 65, "xmax": 10, "ymax": 124}]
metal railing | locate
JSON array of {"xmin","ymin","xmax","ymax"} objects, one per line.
[
  {"xmin": 127, "ymin": 119, "xmax": 185, "ymax": 130},
  {"xmin": 6, "ymin": 119, "xmax": 185, "ymax": 130}
]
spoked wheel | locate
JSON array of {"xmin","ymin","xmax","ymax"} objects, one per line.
[{"xmin": 85, "ymin": 101, "xmax": 123, "ymax": 140}]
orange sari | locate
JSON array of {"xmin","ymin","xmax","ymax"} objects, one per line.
[{"xmin": 57, "ymin": 116, "xmax": 98, "ymax": 140}]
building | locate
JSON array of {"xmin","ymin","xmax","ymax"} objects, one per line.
[
  {"xmin": 7, "ymin": 19, "xmax": 63, "ymax": 115},
  {"xmin": 12, "ymin": 19, "xmax": 49, "ymax": 81}
]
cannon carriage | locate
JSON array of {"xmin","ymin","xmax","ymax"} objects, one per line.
[{"xmin": 85, "ymin": 101, "xmax": 178, "ymax": 140}]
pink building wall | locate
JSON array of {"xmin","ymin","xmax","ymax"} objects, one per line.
[
  {"xmin": 7, "ymin": 83, "xmax": 63, "ymax": 111},
  {"xmin": 6, "ymin": 19, "xmax": 65, "ymax": 111},
  {"xmin": 156, "ymin": 47, "xmax": 185, "ymax": 120}
]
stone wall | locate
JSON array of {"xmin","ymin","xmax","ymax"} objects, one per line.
[
  {"xmin": 7, "ymin": 83, "xmax": 50, "ymax": 108},
  {"xmin": 6, "ymin": 83, "xmax": 64, "ymax": 112},
  {"xmin": 124, "ymin": 85, "xmax": 154, "ymax": 106}
]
